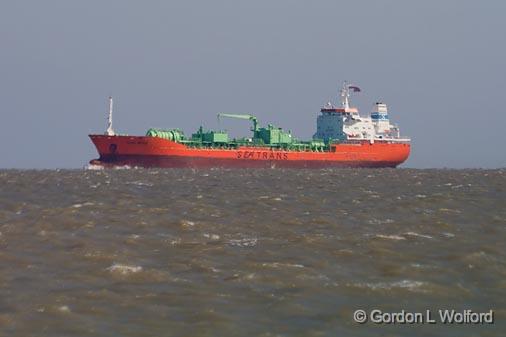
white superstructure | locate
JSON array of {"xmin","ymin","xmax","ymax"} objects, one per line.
[{"xmin": 313, "ymin": 83, "xmax": 409, "ymax": 143}]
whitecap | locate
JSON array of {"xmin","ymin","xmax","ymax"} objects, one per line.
[
  {"xmin": 388, "ymin": 280, "xmax": 426, "ymax": 291},
  {"xmin": 169, "ymin": 238, "xmax": 182, "ymax": 245},
  {"xmin": 352, "ymin": 280, "xmax": 425, "ymax": 292},
  {"xmin": 375, "ymin": 234, "xmax": 406, "ymax": 241},
  {"xmin": 84, "ymin": 164, "xmax": 104, "ymax": 171},
  {"xmin": 57, "ymin": 305, "xmax": 71, "ymax": 313},
  {"xmin": 368, "ymin": 218, "xmax": 395, "ymax": 225},
  {"xmin": 404, "ymin": 232, "xmax": 433, "ymax": 239},
  {"xmin": 203, "ymin": 233, "xmax": 220, "ymax": 240},
  {"xmin": 107, "ymin": 263, "xmax": 143, "ymax": 275},
  {"xmin": 126, "ymin": 181, "xmax": 153, "ymax": 187},
  {"xmin": 442, "ymin": 232, "xmax": 455, "ymax": 238},
  {"xmin": 71, "ymin": 202, "xmax": 95, "ymax": 208},
  {"xmin": 180, "ymin": 220, "xmax": 195, "ymax": 228},
  {"xmin": 261, "ymin": 262, "xmax": 304, "ymax": 268},
  {"xmin": 228, "ymin": 238, "xmax": 258, "ymax": 247},
  {"xmin": 114, "ymin": 165, "xmax": 132, "ymax": 170},
  {"xmin": 438, "ymin": 208, "xmax": 461, "ymax": 213}
]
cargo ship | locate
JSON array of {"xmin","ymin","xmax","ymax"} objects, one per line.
[{"xmin": 89, "ymin": 83, "xmax": 410, "ymax": 168}]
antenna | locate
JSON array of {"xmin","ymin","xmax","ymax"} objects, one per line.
[
  {"xmin": 340, "ymin": 81, "xmax": 361, "ymax": 111},
  {"xmin": 106, "ymin": 96, "xmax": 115, "ymax": 136},
  {"xmin": 340, "ymin": 81, "xmax": 350, "ymax": 109}
]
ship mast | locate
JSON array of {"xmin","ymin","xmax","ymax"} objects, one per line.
[
  {"xmin": 105, "ymin": 96, "xmax": 115, "ymax": 136},
  {"xmin": 340, "ymin": 81, "xmax": 350, "ymax": 109}
]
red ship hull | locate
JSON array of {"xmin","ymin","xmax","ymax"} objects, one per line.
[{"xmin": 89, "ymin": 135, "xmax": 410, "ymax": 168}]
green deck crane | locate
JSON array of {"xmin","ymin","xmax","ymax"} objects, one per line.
[{"xmin": 217, "ymin": 113, "xmax": 259, "ymax": 132}]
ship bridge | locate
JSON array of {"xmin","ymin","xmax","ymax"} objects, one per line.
[{"xmin": 313, "ymin": 82, "xmax": 408, "ymax": 143}]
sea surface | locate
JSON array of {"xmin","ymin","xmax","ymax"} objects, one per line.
[{"xmin": 0, "ymin": 168, "xmax": 505, "ymax": 337}]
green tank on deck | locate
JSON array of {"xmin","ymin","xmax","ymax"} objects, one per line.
[
  {"xmin": 146, "ymin": 128, "xmax": 185, "ymax": 142},
  {"xmin": 257, "ymin": 124, "xmax": 293, "ymax": 145},
  {"xmin": 203, "ymin": 131, "xmax": 228, "ymax": 143},
  {"xmin": 191, "ymin": 127, "xmax": 228, "ymax": 143}
]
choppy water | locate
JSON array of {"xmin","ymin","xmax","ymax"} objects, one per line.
[{"xmin": 0, "ymin": 168, "xmax": 505, "ymax": 336}]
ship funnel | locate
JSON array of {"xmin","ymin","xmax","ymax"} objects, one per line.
[
  {"xmin": 371, "ymin": 102, "xmax": 389, "ymax": 122},
  {"xmin": 371, "ymin": 102, "xmax": 391, "ymax": 135},
  {"xmin": 106, "ymin": 96, "xmax": 115, "ymax": 136}
]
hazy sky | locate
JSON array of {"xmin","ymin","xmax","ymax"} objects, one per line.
[{"xmin": 1, "ymin": 1, "xmax": 505, "ymax": 168}]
